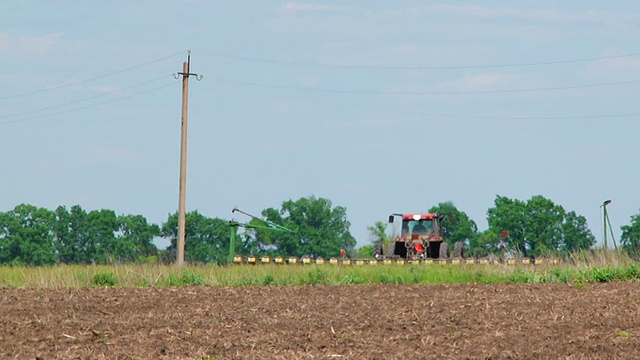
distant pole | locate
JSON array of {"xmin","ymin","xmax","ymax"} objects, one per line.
[
  {"xmin": 602, "ymin": 200, "xmax": 612, "ymax": 250},
  {"xmin": 175, "ymin": 51, "xmax": 201, "ymax": 265},
  {"xmin": 604, "ymin": 201, "xmax": 617, "ymax": 250}
]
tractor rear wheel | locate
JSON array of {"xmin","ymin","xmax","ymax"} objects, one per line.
[
  {"xmin": 452, "ymin": 241, "xmax": 464, "ymax": 259},
  {"xmin": 373, "ymin": 242, "xmax": 383, "ymax": 258},
  {"xmin": 386, "ymin": 241, "xmax": 397, "ymax": 258},
  {"xmin": 439, "ymin": 242, "xmax": 449, "ymax": 259}
]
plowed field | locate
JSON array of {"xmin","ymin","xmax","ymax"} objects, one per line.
[{"xmin": 1, "ymin": 283, "xmax": 639, "ymax": 359}]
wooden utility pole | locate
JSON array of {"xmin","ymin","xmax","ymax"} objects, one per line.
[{"xmin": 176, "ymin": 52, "xmax": 201, "ymax": 265}]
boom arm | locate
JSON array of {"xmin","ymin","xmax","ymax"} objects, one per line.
[{"xmin": 228, "ymin": 206, "xmax": 298, "ymax": 263}]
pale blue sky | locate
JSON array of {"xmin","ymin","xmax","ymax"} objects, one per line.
[{"xmin": 1, "ymin": 1, "xmax": 639, "ymax": 249}]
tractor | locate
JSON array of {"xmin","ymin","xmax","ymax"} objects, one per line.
[{"xmin": 374, "ymin": 212, "xmax": 463, "ymax": 260}]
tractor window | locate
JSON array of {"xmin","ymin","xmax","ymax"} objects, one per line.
[{"xmin": 408, "ymin": 220, "xmax": 433, "ymax": 234}]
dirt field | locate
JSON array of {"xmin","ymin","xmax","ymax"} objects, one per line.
[{"xmin": 1, "ymin": 282, "xmax": 639, "ymax": 359}]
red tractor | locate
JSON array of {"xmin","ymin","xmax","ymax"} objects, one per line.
[{"xmin": 375, "ymin": 212, "xmax": 463, "ymax": 260}]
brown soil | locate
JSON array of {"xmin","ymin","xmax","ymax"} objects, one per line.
[{"xmin": 1, "ymin": 283, "xmax": 639, "ymax": 359}]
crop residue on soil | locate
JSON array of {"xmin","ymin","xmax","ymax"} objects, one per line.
[{"xmin": 1, "ymin": 283, "xmax": 639, "ymax": 359}]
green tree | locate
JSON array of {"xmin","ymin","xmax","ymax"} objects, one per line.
[
  {"xmin": 488, "ymin": 195, "xmax": 594, "ymax": 257},
  {"xmin": 428, "ymin": 201, "xmax": 478, "ymax": 246},
  {"xmin": 468, "ymin": 230, "xmax": 501, "ymax": 257},
  {"xmin": 523, "ymin": 195, "xmax": 565, "ymax": 255},
  {"xmin": 162, "ymin": 211, "xmax": 230, "ymax": 263},
  {"xmin": 0, "ymin": 204, "xmax": 56, "ymax": 265},
  {"xmin": 54, "ymin": 205, "xmax": 145, "ymax": 264},
  {"xmin": 561, "ymin": 211, "xmax": 596, "ymax": 254},
  {"xmin": 233, "ymin": 227, "xmax": 274, "ymax": 256},
  {"xmin": 261, "ymin": 196, "xmax": 356, "ymax": 258},
  {"xmin": 52, "ymin": 205, "xmax": 86, "ymax": 264},
  {"xmin": 82, "ymin": 209, "xmax": 119, "ymax": 264},
  {"xmin": 487, "ymin": 196, "xmax": 527, "ymax": 255},
  {"xmin": 621, "ymin": 210, "xmax": 640, "ymax": 258},
  {"xmin": 115, "ymin": 214, "xmax": 160, "ymax": 262},
  {"xmin": 353, "ymin": 244, "xmax": 374, "ymax": 258},
  {"xmin": 365, "ymin": 220, "xmax": 396, "ymax": 257},
  {"xmin": 367, "ymin": 221, "xmax": 389, "ymax": 244}
]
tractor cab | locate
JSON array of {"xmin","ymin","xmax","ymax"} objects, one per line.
[{"xmin": 388, "ymin": 212, "xmax": 445, "ymax": 259}]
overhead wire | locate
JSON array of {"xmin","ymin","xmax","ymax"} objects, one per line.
[
  {"xmin": 202, "ymin": 48, "xmax": 640, "ymax": 119},
  {"xmin": 201, "ymin": 49, "xmax": 640, "ymax": 118},
  {"xmin": 0, "ymin": 50, "xmax": 185, "ymax": 101},
  {"xmin": 0, "ymin": 75, "xmax": 172, "ymax": 120},
  {"xmin": 200, "ymin": 51, "xmax": 640, "ymax": 70},
  {"xmin": 4, "ymin": 48, "xmax": 638, "ymax": 126},
  {"xmin": 0, "ymin": 82, "xmax": 179, "ymax": 125},
  {"xmin": 211, "ymin": 77, "xmax": 640, "ymax": 95},
  {"xmin": 322, "ymin": 101, "xmax": 640, "ymax": 120}
]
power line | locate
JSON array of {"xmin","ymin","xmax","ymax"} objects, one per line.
[
  {"xmin": 0, "ymin": 82, "xmax": 179, "ymax": 125},
  {"xmin": 0, "ymin": 75, "xmax": 171, "ymax": 120},
  {"xmin": 0, "ymin": 51, "xmax": 185, "ymax": 101},
  {"xmin": 201, "ymin": 51, "xmax": 640, "ymax": 70},
  {"xmin": 323, "ymin": 101, "xmax": 640, "ymax": 120},
  {"xmin": 212, "ymin": 77, "xmax": 640, "ymax": 95}
]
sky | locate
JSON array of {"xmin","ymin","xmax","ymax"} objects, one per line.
[{"xmin": 1, "ymin": 1, "xmax": 639, "ymax": 250}]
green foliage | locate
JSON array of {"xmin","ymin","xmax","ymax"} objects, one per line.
[
  {"xmin": 541, "ymin": 267, "xmax": 574, "ymax": 283},
  {"xmin": 621, "ymin": 210, "xmax": 640, "ymax": 258},
  {"xmin": 0, "ymin": 204, "xmax": 57, "ymax": 266},
  {"xmin": 262, "ymin": 273, "xmax": 275, "ymax": 285},
  {"xmin": 534, "ymin": 263, "xmax": 640, "ymax": 284},
  {"xmin": 506, "ymin": 268, "xmax": 539, "ymax": 283},
  {"xmin": 158, "ymin": 269, "xmax": 204, "ymax": 286},
  {"xmin": 259, "ymin": 196, "xmax": 356, "ymax": 258},
  {"xmin": 487, "ymin": 195, "xmax": 595, "ymax": 257},
  {"xmin": 353, "ymin": 244, "xmax": 374, "ymax": 258},
  {"xmin": 429, "ymin": 201, "xmax": 478, "ymax": 245},
  {"xmin": 179, "ymin": 269, "xmax": 204, "ymax": 285},
  {"xmin": 590, "ymin": 267, "xmax": 615, "ymax": 282},
  {"xmin": 306, "ymin": 267, "xmax": 327, "ymax": 284},
  {"xmin": 162, "ymin": 211, "xmax": 230, "ymax": 264},
  {"xmin": 116, "ymin": 214, "xmax": 161, "ymax": 261},
  {"xmin": 562, "ymin": 211, "xmax": 596, "ymax": 254},
  {"xmin": 367, "ymin": 221, "xmax": 392, "ymax": 244},
  {"xmin": 51, "ymin": 204, "xmax": 159, "ymax": 265},
  {"xmin": 92, "ymin": 272, "xmax": 117, "ymax": 287},
  {"xmin": 338, "ymin": 274, "xmax": 366, "ymax": 284},
  {"xmin": 3, "ymin": 260, "xmax": 640, "ymax": 288},
  {"xmin": 469, "ymin": 230, "xmax": 501, "ymax": 257}
]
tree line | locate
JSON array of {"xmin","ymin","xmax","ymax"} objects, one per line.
[
  {"xmin": 0, "ymin": 196, "xmax": 356, "ymax": 265},
  {"xmin": 364, "ymin": 195, "xmax": 640, "ymax": 259},
  {"xmin": 1, "ymin": 195, "xmax": 639, "ymax": 265}
]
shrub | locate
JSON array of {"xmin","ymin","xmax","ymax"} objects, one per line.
[
  {"xmin": 306, "ymin": 267, "xmax": 326, "ymax": 285},
  {"xmin": 92, "ymin": 272, "xmax": 117, "ymax": 287},
  {"xmin": 158, "ymin": 269, "xmax": 204, "ymax": 286},
  {"xmin": 262, "ymin": 273, "xmax": 275, "ymax": 286}
]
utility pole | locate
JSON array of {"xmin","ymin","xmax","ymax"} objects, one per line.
[
  {"xmin": 175, "ymin": 51, "xmax": 201, "ymax": 265},
  {"xmin": 602, "ymin": 200, "xmax": 612, "ymax": 250}
]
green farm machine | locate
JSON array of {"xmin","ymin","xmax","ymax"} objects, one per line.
[{"xmin": 228, "ymin": 206, "xmax": 297, "ymax": 263}]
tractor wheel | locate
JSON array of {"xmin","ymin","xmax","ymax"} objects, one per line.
[
  {"xmin": 386, "ymin": 241, "xmax": 397, "ymax": 258},
  {"xmin": 439, "ymin": 242, "xmax": 450, "ymax": 259},
  {"xmin": 373, "ymin": 243, "xmax": 383, "ymax": 258},
  {"xmin": 452, "ymin": 241, "xmax": 464, "ymax": 259},
  {"xmin": 428, "ymin": 241, "xmax": 440, "ymax": 259}
]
